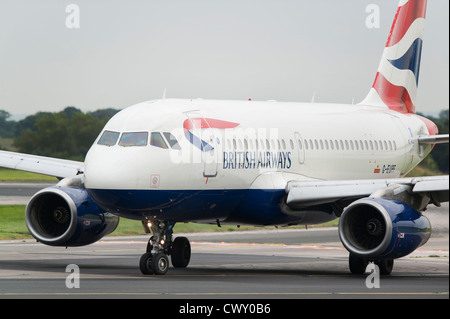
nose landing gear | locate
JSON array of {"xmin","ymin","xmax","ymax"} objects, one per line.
[{"xmin": 139, "ymin": 220, "xmax": 191, "ymax": 275}]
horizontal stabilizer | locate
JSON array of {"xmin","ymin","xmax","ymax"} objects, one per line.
[{"xmin": 418, "ymin": 134, "xmax": 449, "ymax": 144}]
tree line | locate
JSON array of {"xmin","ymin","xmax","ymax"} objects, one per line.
[
  {"xmin": 418, "ymin": 110, "xmax": 449, "ymax": 173},
  {"xmin": 0, "ymin": 107, "xmax": 448, "ymax": 173},
  {"xmin": 0, "ymin": 107, "xmax": 119, "ymax": 161}
]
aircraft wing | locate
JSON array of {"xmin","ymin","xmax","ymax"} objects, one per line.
[
  {"xmin": 0, "ymin": 150, "xmax": 84, "ymax": 179},
  {"xmin": 285, "ymin": 175, "xmax": 449, "ymax": 211}
]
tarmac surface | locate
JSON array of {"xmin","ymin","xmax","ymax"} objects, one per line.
[{"xmin": 0, "ymin": 182, "xmax": 448, "ymax": 300}]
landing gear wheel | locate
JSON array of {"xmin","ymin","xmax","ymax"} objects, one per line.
[
  {"xmin": 171, "ymin": 237, "xmax": 191, "ymax": 268},
  {"xmin": 139, "ymin": 220, "xmax": 191, "ymax": 275},
  {"xmin": 152, "ymin": 253, "xmax": 169, "ymax": 275},
  {"xmin": 375, "ymin": 259, "xmax": 394, "ymax": 275},
  {"xmin": 349, "ymin": 253, "xmax": 368, "ymax": 274},
  {"xmin": 139, "ymin": 253, "xmax": 154, "ymax": 275}
]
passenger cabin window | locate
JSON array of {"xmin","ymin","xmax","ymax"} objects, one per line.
[
  {"xmin": 163, "ymin": 132, "xmax": 181, "ymax": 150},
  {"xmin": 150, "ymin": 132, "xmax": 168, "ymax": 149},
  {"xmin": 119, "ymin": 132, "xmax": 148, "ymax": 147},
  {"xmin": 98, "ymin": 130, "xmax": 120, "ymax": 146}
]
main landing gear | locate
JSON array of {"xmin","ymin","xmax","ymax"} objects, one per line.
[
  {"xmin": 348, "ymin": 253, "xmax": 394, "ymax": 275},
  {"xmin": 139, "ymin": 220, "xmax": 191, "ymax": 275}
]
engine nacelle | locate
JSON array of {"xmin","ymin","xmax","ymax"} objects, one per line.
[
  {"xmin": 26, "ymin": 186, "xmax": 119, "ymax": 247},
  {"xmin": 338, "ymin": 198, "xmax": 431, "ymax": 259}
]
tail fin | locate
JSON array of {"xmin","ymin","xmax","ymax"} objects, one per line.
[{"xmin": 360, "ymin": 0, "xmax": 427, "ymax": 114}]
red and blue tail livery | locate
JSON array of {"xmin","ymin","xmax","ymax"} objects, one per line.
[{"xmin": 361, "ymin": 0, "xmax": 427, "ymax": 114}]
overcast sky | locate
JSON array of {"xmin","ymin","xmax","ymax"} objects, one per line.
[{"xmin": 0, "ymin": 0, "xmax": 448, "ymax": 117}]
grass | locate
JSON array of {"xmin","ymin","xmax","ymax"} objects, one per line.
[
  {"xmin": 0, "ymin": 169, "xmax": 57, "ymax": 182},
  {"xmin": 0, "ymin": 205, "xmax": 338, "ymax": 240},
  {"xmin": 0, "ymin": 205, "xmax": 32, "ymax": 239}
]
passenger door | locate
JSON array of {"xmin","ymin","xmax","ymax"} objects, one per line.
[{"xmin": 185, "ymin": 111, "xmax": 218, "ymax": 177}]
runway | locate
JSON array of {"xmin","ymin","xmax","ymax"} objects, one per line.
[
  {"xmin": 0, "ymin": 227, "xmax": 448, "ymax": 299},
  {"xmin": 0, "ymin": 183, "xmax": 448, "ymax": 300}
]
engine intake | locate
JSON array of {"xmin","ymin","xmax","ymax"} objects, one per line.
[
  {"xmin": 338, "ymin": 198, "xmax": 431, "ymax": 259},
  {"xmin": 26, "ymin": 186, "xmax": 119, "ymax": 247}
]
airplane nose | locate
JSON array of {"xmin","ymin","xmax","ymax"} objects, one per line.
[{"xmin": 84, "ymin": 146, "xmax": 141, "ymax": 190}]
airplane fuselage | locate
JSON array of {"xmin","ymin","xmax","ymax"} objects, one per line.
[{"xmin": 83, "ymin": 98, "xmax": 435, "ymax": 225}]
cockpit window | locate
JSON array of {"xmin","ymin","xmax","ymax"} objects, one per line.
[
  {"xmin": 150, "ymin": 132, "xmax": 168, "ymax": 149},
  {"xmin": 163, "ymin": 132, "xmax": 181, "ymax": 150},
  {"xmin": 98, "ymin": 130, "xmax": 120, "ymax": 146},
  {"xmin": 119, "ymin": 132, "xmax": 148, "ymax": 147}
]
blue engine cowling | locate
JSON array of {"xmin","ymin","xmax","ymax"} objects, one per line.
[
  {"xmin": 25, "ymin": 186, "xmax": 119, "ymax": 247},
  {"xmin": 338, "ymin": 198, "xmax": 431, "ymax": 259}
]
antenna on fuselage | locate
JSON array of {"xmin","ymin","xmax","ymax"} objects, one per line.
[{"xmin": 311, "ymin": 90, "xmax": 316, "ymax": 103}]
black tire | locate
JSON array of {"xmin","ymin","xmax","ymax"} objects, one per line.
[
  {"xmin": 139, "ymin": 253, "xmax": 153, "ymax": 275},
  {"xmin": 349, "ymin": 253, "xmax": 368, "ymax": 274},
  {"xmin": 152, "ymin": 253, "xmax": 169, "ymax": 275},
  {"xmin": 376, "ymin": 259, "xmax": 394, "ymax": 275},
  {"xmin": 171, "ymin": 237, "xmax": 191, "ymax": 268}
]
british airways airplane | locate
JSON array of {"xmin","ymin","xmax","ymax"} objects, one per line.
[{"xmin": 0, "ymin": 0, "xmax": 448, "ymax": 275}]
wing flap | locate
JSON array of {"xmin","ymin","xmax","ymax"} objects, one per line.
[
  {"xmin": 412, "ymin": 176, "xmax": 449, "ymax": 192},
  {"xmin": 0, "ymin": 150, "xmax": 84, "ymax": 179},
  {"xmin": 412, "ymin": 175, "xmax": 449, "ymax": 204}
]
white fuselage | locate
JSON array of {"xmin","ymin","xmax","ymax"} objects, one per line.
[
  {"xmin": 81, "ymin": 98, "xmax": 433, "ymax": 224},
  {"xmin": 85, "ymin": 99, "xmax": 430, "ymax": 189}
]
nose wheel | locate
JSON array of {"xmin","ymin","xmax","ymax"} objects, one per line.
[{"xmin": 139, "ymin": 220, "xmax": 191, "ymax": 275}]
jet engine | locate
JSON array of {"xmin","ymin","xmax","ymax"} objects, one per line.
[
  {"xmin": 338, "ymin": 198, "xmax": 431, "ymax": 260},
  {"xmin": 26, "ymin": 186, "xmax": 119, "ymax": 247}
]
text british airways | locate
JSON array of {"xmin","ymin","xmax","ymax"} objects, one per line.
[{"xmin": 223, "ymin": 151, "xmax": 292, "ymax": 169}]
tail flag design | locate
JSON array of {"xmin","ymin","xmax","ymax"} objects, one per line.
[{"xmin": 360, "ymin": 0, "xmax": 427, "ymax": 114}]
